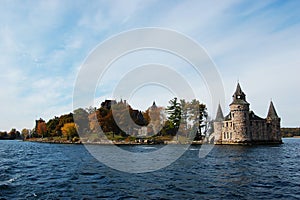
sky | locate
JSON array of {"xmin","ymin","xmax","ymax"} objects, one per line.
[{"xmin": 0, "ymin": 0, "xmax": 299, "ymax": 131}]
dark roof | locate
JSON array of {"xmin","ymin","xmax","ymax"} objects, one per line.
[
  {"xmin": 235, "ymin": 83, "xmax": 244, "ymax": 96},
  {"xmin": 230, "ymin": 99, "xmax": 249, "ymax": 105},
  {"xmin": 215, "ymin": 104, "xmax": 224, "ymax": 122},
  {"xmin": 267, "ymin": 101, "xmax": 279, "ymax": 119},
  {"xmin": 151, "ymin": 101, "xmax": 157, "ymax": 109},
  {"xmin": 224, "ymin": 113, "xmax": 231, "ymax": 121},
  {"xmin": 224, "ymin": 111, "xmax": 265, "ymax": 121},
  {"xmin": 230, "ymin": 83, "xmax": 249, "ymax": 105},
  {"xmin": 249, "ymin": 111, "xmax": 265, "ymax": 121}
]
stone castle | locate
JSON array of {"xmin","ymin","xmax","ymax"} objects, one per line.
[{"xmin": 212, "ymin": 83, "xmax": 282, "ymax": 145}]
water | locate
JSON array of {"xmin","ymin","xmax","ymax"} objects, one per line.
[{"xmin": 0, "ymin": 138, "xmax": 300, "ymax": 199}]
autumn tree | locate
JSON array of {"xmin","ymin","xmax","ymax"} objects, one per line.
[
  {"xmin": 95, "ymin": 100, "xmax": 148, "ymax": 137},
  {"xmin": 73, "ymin": 108, "xmax": 90, "ymax": 135},
  {"xmin": 55, "ymin": 113, "xmax": 74, "ymax": 136},
  {"xmin": 146, "ymin": 102, "xmax": 165, "ymax": 136},
  {"xmin": 21, "ymin": 128, "xmax": 30, "ymax": 139},
  {"xmin": 88, "ymin": 112, "xmax": 101, "ymax": 134},
  {"xmin": 61, "ymin": 123, "xmax": 78, "ymax": 140},
  {"xmin": 36, "ymin": 119, "xmax": 47, "ymax": 138}
]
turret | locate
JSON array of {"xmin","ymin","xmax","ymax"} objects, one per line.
[
  {"xmin": 267, "ymin": 101, "xmax": 279, "ymax": 120},
  {"xmin": 213, "ymin": 104, "xmax": 224, "ymax": 143},
  {"xmin": 215, "ymin": 104, "xmax": 224, "ymax": 122},
  {"xmin": 230, "ymin": 83, "xmax": 249, "ymax": 105},
  {"xmin": 266, "ymin": 101, "xmax": 281, "ymax": 142},
  {"xmin": 229, "ymin": 83, "xmax": 251, "ymax": 141},
  {"xmin": 151, "ymin": 101, "xmax": 157, "ymax": 110}
]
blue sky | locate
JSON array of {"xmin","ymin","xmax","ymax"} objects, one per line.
[{"xmin": 0, "ymin": 0, "xmax": 299, "ymax": 131}]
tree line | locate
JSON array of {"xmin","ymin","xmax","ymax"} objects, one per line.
[
  {"xmin": 281, "ymin": 128, "xmax": 300, "ymax": 137},
  {"xmin": 15, "ymin": 98, "xmax": 208, "ymax": 142},
  {"xmin": 0, "ymin": 129, "xmax": 21, "ymax": 140}
]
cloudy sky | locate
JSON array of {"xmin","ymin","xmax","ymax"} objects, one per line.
[{"xmin": 0, "ymin": 0, "xmax": 299, "ymax": 131}]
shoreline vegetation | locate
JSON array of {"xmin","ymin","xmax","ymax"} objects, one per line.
[
  {"xmin": 1, "ymin": 129, "xmax": 299, "ymax": 145},
  {"xmin": 2, "ymin": 98, "xmax": 209, "ymax": 145},
  {"xmin": 1, "ymin": 98, "xmax": 298, "ymax": 145}
]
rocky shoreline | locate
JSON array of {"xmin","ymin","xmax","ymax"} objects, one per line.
[{"xmin": 24, "ymin": 138, "xmax": 204, "ymax": 145}]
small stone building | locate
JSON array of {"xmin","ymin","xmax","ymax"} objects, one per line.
[{"xmin": 213, "ymin": 83, "xmax": 282, "ymax": 144}]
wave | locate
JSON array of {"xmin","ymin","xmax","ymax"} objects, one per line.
[
  {"xmin": 140, "ymin": 146, "xmax": 157, "ymax": 150},
  {"xmin": 189, "ymin": 148, "xmax": 199, "ymax": 151}
]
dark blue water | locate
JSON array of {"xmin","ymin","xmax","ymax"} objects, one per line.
[{"xmin": 0, "ymin": 138, "xmax": 300, "ymax": 199}]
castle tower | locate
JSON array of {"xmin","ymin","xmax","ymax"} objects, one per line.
[
  {"xmin": 213, "ymin": 104, "xmax": 224, "ymax": 143},
  {"xmin": 229, "ymin": 83, "xmax": 251, "ymax": 142},
  {"xmin": 151, "ymin": 101, "xmax": 157, "ymax": 110},
  {"xmin": 266, "ymin": 101, "xmax": 281, "ymax": 142},
  {"xmin": 215, "ymin": 83, "xmax": 282, "ymax": 145}
]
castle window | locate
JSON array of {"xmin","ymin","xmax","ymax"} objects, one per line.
[
  {"xmin": 232, "ymin": 113, "xmax": 234, "ymax": 118},
  {"xmin": 227, "ymin": 132, "xmax": 229, "ymax": 139},
  {"xmin": 230, "ymin": 132, "xmax": 232, "ymax": 139},
  {"xmin": 224, "ymin": 133, "xmax": 226, "ymax": 139}
]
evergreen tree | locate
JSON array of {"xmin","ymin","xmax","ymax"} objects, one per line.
[
  {"xmin": 187, "ymin": 99, "xmax": 208, "ymax": 140},
  {"xmin": 166, "ymin": 97, "xmax": 182, "ymax": 135}
]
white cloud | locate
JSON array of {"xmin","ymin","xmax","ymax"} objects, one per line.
[{"xmin": 0, "ymin": 0, "xmax": 299, "ymax": 130}]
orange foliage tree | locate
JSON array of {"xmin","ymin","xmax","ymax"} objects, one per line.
[
  {"xmin": 61, "ymin": 123, "xmax": 78, "ymax": 140},
  {"xmin": 37, "ymin": 121, "xmax": 47, "ymax": 138}
]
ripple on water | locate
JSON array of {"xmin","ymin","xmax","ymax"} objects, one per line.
[{"xmin": 0, "ymin": 139, "xmax": 299, "ymax": 199}]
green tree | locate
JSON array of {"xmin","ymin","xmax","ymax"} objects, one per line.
[
  {"xmin": 8, "ymin": 128, "xmax": 18, "ymax": 139},
  {"xmin": 46, "ymin": 117, "xmax": 59, "ymax": 136},
  {"xmin": 55, "ymin": 113, "xmax": 74, "ymax": 136},
  {"xmin": 0, "ymin": 131, "xmax": 8, "ymax": 139},
  {"xmin": 187, "ymin": 99, "xmax": 208, "ymax": 140},
  {"xmin": 166, "ymin": 97, "xmax": 182, "ymax": 135}
]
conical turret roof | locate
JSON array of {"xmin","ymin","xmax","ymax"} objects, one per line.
[
  {"xmin": 150, "ymin": 101, "xmax": 157, "ymax": 109},
  {"xmin": 215, "ymin": 104, "xmax": 224, "ymax": 122},
  {"xmin": 230, "ymin": 83, "xmax": 249, "ymax": 105},
  {"xmin": 236, "ymin": 82, "xmax": 242, "ymax": 93},
  {"xmin": 267, "ymin": 101, "xmax": 279, "ymax": 119}
]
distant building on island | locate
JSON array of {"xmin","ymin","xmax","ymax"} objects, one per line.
[{"xmin": 212, "ymin": 83, "xmax": 282, "ymax": 145}]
